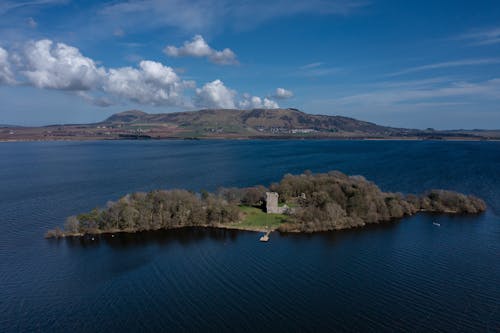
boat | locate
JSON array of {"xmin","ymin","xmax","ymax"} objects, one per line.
[{"xmin": 433, "ymin": 222, "xmax": 441, "ymax": 227}]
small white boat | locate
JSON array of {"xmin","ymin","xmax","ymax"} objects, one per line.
[{"xmin": 433, "ymin": 222, "xmax": 441, "ymax": 227}]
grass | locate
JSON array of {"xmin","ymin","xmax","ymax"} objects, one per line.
[{"xmin": 230, "ymin": 206, "xmax": 287, "ymax": 230}]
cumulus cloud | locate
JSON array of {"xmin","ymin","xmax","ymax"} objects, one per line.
[
  {"xmin": 194, "ymin": 79, "xmax": 236, "ymax": 108},
  {"xmin": 239, "ymin": 93, "xmax": 279, "ymax": 109},
  {"xmin": 193, "ymin": 80, "xmax": 280, "ymax": 109},
  {"xmin": 0, "ymin": 47, "xmax": 15, "ymax": 84},
  {"xmin": 1, "ymin": 39, "xmax": 287, "ymax": 110},
  {"xmin": 164, "ymin": 35, "xmax": 238, "ymax": 65},
  {"xmin": 104, "ymin": 60, "xmax": 187, "ymax": 106},
  {"xmin": 5, "ymin": 39, "xmax": 191, "ymax": 106},
  {"xmin": 22, "ymin": 39, "xmax": 105, "ymax": 90},
  {"xmin": 273, "ymin": 87, "xmax": 293, "ymax": 99}
]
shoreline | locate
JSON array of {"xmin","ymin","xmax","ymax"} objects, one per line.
[
  {"xmin": 45, "ymin": 223, "xmax": 279, "ymax": 239},
  {"xmin": 45, "ymin": 209, "xmax": 479, "ymax": 239},
  {"xmin": 45, "ymin": 171, "xmax": 487, "ymax": 240},
  {"xmin": 4, "ymin": 136, "xmax": 500, "ymax": 143}
]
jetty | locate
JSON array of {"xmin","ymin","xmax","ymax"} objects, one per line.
[{"xmin": 259, "ymin": 230, "xmax": 272, "ymax": 242}]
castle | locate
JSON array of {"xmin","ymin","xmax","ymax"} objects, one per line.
[{"xmin": 266, "ymin": 192, "xmax": 287, "ymax": 214}]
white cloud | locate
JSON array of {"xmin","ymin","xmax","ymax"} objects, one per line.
[
  {"xmin": 164, "ymin": 35, "xmax": 237, "ymax": 65},
  {"xmin": 194, "ymin": 79, "xmax": 237, "ymax": 108},
  {"xmin": 0, "ymin": 47, "xmax": 16, "ymax": 84},
  {"xmin": 98, "ymin": 0, "xmax": 367, "ymax": 35},
  {"xmin": 194, "ymin": 80, "xmax": 280, "ymax": 109},
  {"xmin": 263, "ymin": 98, "xmax": 279, "ymax": 108},
  {"xmin": 273, "ymin": 87, "xmax": 293, "ymax": 99},
  {"xmin": 388, "ymin": 58, "xmax": 500, "ymax": 76},
  {"xmin": 456, "ymin": 27, "xmax": 500, "ymax": 46},
  {"xmin": 77, "ymin": 91, "xmax": 113, "ymax": 107},
  {"xmin": 7, "ymin": 39, "xmax": 192, "ymax": 106},
  {"xmin": 239, "ymin": 94, "xmax": 279, "ymax": 109},
  {"xmin": 300, "ymin": 62, "xmax": 324, "ymax": 69},
  {"xmin": 165, "ymin": 35, "xmax": 211, "ymax": 58},
  {"xmin": 104, "ymin": 60, "xmax": 188, "ymax": 106},
  {"xmin": 0, "ymin": 0, "xmax": 67, "ymax": 15},
  {"xmin": 27, "ymin": 17, "xmax": 37, "ymax": 28},
  {"xmin": 1, "ymin": 39, "xmax": 286, "ymax": 110},
  {"xmin": 333, "ymin": 78, "xmax": 500, "ymax": 107},
  {"xmin": 298, "ymin": 62, "xmax": 341, "ymax": 77},
  {"xmin": 209, "ymin": 48, "xmax": 237, "ymax": 65},
  {"xmin": 22, "ymin": 39, "xmax": 105, "ymax": 90},
  {"xmin": 113, "ymin": 28, "xmax": 125, "ymax": 37}
]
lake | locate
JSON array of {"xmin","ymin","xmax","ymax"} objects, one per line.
[{"xmin": 0, "ymin": 140, "xmax": 499, "ymax": 332}]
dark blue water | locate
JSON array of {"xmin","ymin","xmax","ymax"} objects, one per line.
[{"xmin": 0, "ymin": 140, "xmax": 499, "ymax": 332}]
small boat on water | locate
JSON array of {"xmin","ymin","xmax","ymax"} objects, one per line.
[
  {"xmin": 259, "ymin": 235, "xmax": 269, "ymax": 242},
  {"xmin": 433, "ymin": 222, "xmax": 441, "ymax": 227}
]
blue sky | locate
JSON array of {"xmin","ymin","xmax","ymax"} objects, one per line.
[{"xmin": 0, "ymin": 0, "xmax": 500, "ymax": 129}]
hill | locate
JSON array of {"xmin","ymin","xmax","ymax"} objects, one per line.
[
  {"xmin": 101, "ymin": 108, "xmax": 407, "ymax": 138},
  {"xmin": 1, "ymin": 108, "xmax": 498, "ymax": 141}
]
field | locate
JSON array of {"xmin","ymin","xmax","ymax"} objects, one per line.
[{"xmin": 228, "ymin": 206, "xmax": 287, "ymax": 230}]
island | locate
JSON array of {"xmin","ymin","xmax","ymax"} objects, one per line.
[{"xmin": 46, "ymin": 170, "xmax": 486, "ymax": 238}]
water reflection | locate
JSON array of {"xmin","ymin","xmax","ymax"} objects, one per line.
[{"xmin": 60, "ymin": 227, "xmax": 245, "ymax": 249}]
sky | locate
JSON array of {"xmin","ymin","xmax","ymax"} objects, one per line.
[{"xmin": 0, "ymin": 0, "xmax": 500, "ymax": 129}]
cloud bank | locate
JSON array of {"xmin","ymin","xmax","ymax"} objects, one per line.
[
  {"xmin": 164, "ymin": 35, "xmax": 237, "ymax": 65},
  {"xmin": 10, "ymin": 39, "xmax": 192, "ymax": 107},
  {"xmin": 0, "ymin": 47, "xmax": 15, "ymax": 84},
  {"xmin": 1, "ymin": 39, "xmax": 283, "ymax": 109}
]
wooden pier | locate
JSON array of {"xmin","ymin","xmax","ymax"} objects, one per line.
[{"xmin": 259, "ymin": 230, "xmax": 272, "ymax": 242}]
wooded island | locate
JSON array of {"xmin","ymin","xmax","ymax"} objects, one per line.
[{"xmin": 46, "ymin": 170, "xmax": 486, "ymax": 238}]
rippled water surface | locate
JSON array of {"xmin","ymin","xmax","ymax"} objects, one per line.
[{"xmin": 0, "ymin": 140, "xmax": 499, "ymax": 332}]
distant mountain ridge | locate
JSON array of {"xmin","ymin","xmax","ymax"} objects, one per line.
[
  {"xmin": 102, "ymin": 108, "xmax": 406, "ymax": 136},
  {"xmin": 1, "ymin": 108, "xmax": 497, "ymax": 141}
]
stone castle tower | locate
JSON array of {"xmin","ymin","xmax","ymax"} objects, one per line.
[{"xmin": 266, "ymin": 192, "xmax": 281, "ymax": 214}]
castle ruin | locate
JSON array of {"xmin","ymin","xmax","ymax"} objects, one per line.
[{"xmin": 266, "ymin": 192, "xmax": 287, "ymax": 214}]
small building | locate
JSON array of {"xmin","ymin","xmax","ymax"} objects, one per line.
[{"xmin": 266, "ymin": 192, "xmax": 287, "ymax": 214}]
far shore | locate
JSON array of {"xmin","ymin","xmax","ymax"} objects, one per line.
[{"xmin": 3, "ymin": 136, "xmax": 500, "ymax": 143}]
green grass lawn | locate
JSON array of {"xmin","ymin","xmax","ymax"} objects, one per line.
[{"xmin": 232, "ymin": 206, "xmax": 287, "ymax": 229}]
